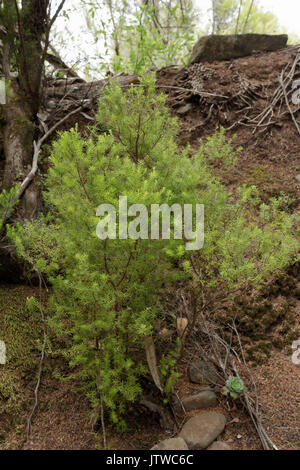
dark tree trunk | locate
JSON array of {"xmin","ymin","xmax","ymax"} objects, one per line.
[
  {"xmin": 2, "ymin": 80, "xmax": 34, "ymax": 189},
  {"xmin": 1, "ymin": 1, "xmax": 51, "ymax": 202},
  {"xmin": 0, "ymin": 0, "xmax": 64, "ymax": 280}
]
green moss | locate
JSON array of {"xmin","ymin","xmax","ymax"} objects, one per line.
[
  {"xmin": 0, "ymin": 285, "xmax": 43, "ymax": 429},
  {"xmin": 217, "ymin": 272, "xmax": 299, "ymax": 363},
  {"xmin": 0, "ymin": 370, "xmax": 23, "ymax": 422},
  {"xmin": 248, "ymin": 166, "xmax": 276, "ymax": 185},
  {"xmin": 243, "ymin": 166, "xmax": 296, "ymax": 203}
]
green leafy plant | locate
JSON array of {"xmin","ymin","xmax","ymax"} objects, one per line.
[
  {"xmin": 198, "ymin": 126, "xmax": 242, "ymax": 168},
  {"xmin": 78, "ymin": 0, "xmax": 197, "ymax": 77},
  {"xmin": 0, "ymin": 184, "xmax": 20, "ymax": 232},
  {"xmin": 223, "ymin": 376, "xmax": 246, "ymax": 399},
  {"xmin": 159, "ymin": 337, "xmax": 181, "ymax": 402}
]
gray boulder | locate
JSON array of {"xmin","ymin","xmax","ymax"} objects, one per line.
[
  {"xmin": 207, "ymin": 441, "xmax": 232, "ymax": 450},
  {"xmin": 188, "ymin": 360, "xmax": 218, "ymax": 385},
  {"xmin": 179, "ymin": 411, "xmax": 226, "ymax": 449},
  {"xmin": 182, "ymin": 390, "xmax": 217, "ymax": 411},
  {"xmin": 188, "ymin": 34, "xmax": 288, "ymax": 64},
  {"xmin": 151, "ymin": 437, "xmax": 188, "ymax": 450}
]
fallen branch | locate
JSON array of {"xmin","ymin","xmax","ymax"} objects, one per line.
[
  {"xmin": 279, "ymin": 69, "xmax": 300, "ymax": 137},
  {"xmin": 25, "ymin": 273, "xmax": 46, "ymax": 441},
  {"xmin": 45, "ymin": 52, "xmax": 84, "ymax": 81},
  {"xmin": 26, "ymin": 335, "xmax": 46, "ymax": 439},
  {"xmin": 191, "ymin": 315, "xmax": 278, "ymax": 450},
  {"xmin": 230, "ymin": 321, "xmax": 278, "ymax": 450},
  {"xmin": 18, "ymin": 105, "xmax": 83, "ymax": 199}
]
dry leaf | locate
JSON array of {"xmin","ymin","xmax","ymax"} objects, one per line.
[
  {"xmin": 176, "ymin": 317, "xmax": 188, "ymax": 338},
  {"xmin": 228, "ymin": 417, "xmax": 240, "ymax": 424},
  {"xmin": 145, "ymin": 336, "xmax": 163, "ymax": 392}
]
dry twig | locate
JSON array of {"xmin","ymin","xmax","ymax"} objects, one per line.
[{"xmin": 190, "ymin": 314, "xmax": 278, "ymax": 450}]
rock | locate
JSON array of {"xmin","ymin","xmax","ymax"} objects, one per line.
[
  {"xmin": 177, "ymin": 103, "xmax": 192, "ymax": 115},
  {"xmin": 188, "ymin": 34, "xmax": 288, "ymax": 65},
  {"xmin": 179, "ymin": 411, "xmax": 226, "ymax": 449},
  {"xmin": 182, "ymin": 390, "xmax": 217, "ymax": 411},
  {"xmin": 188, "ymin": 360, "xmax": 218, "ymax": 385},
  {"xmin": 207, "ymin": 441, "xmax": 231, "ymax": 450},
  {"xmin": 295, "ymin": 174, "xmax": 300, "ymax": 183},
  {"xmin": 151, "ymin": 437, "xmax": 188, "ymax": 450}
]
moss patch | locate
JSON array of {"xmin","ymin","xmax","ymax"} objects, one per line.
[
  {"xmin": 0, "ymin": 285, "xmax": 43, "ymax": 431},
  {"xmin": 214, "ymin": 267, "xmax": 300, "ymax": 365}
]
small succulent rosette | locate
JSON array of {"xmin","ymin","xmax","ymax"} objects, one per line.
[{"xmin": 222, "ymin": 376, "xmax": 246, "ymax": 399}]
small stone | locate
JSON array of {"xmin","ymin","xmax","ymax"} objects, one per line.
[
  {"xmin": 237, "ymin": 434, "xmax": 242, "ymax": 439},
  {"xmin": 295, "ymin": 174, "xmax": 300, "ymax": 183},
  {"xmin": 151, "ymin": 437, "xmax": 188, "ymax": 450},
  {"xmin": 179, "ymin": 411, "xmax": 226, "ymax": 450},
  {"xmin": 47, "ymin": 100, "xmax": 56, "ymax": 109},
  {"xmin": 182, "ymin": 390, "xmax": 217, "ymax": 411},
  {"xmin": 177, "ymin": 103, "xmax": 192, "ymax": 115},
  {"xmin": 207, "ymin": 441, "xmax": 232, "ymax": 450},
  {"xmin": 188, "ymin": 360, "xmax": 218, "ymax": 385}
]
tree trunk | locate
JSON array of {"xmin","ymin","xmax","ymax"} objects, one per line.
[
  {"xmin": 212, "ymin": 0, "xmax": 222, "ymax": 34},
  {"xmin": 0, "ymin": 0, "xmax": 66, "ymax": 281},
  {"xmin": 1, "ymin": 1, "xmax": 48, "ymax": 197},
  {"xmin": 2, "ymin": 80, "xmax": 34, "ymax": 190}
]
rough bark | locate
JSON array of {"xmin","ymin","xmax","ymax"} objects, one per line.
[
  {"xmin": 1, "ymin": 1, "xmax": 53, "ymax": 202},
  {"xmin": 2, "ymin": 81, "xmax": 34, "ymax": 190},
  {"xmin": 0, "ymin": 1, "xmax": 66, "ymax": 281}
]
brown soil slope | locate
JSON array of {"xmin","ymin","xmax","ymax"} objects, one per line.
[{"xmin": 157, "ymin": 46, "xmax": 300, "ymax": 207}]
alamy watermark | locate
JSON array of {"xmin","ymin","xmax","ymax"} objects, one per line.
[
  {"xmin": 0, "ymin": 340, "xmax": 6, "ymax": 365},
  {"xmin": 96, "ymin": 196, "xmax": 204, "ymax": 251},
  {"xmin": 292, "ymin": 339, "xmax": 300, "ymax": 366},
  {"xmin": 292, "ymin": 79, "xmax": 300, "ymax": 105},
  {"xmin": 0, "ymin": 78, "xmax": 6, "ymax": 105}
]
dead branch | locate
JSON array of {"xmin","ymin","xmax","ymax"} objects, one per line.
[
  {"xmin": 26, "ymin": 335, "xmax": 46, "ymax": 439},
  {"xmin": 18, "ymin": 105, "xmax": 82, "ymax": 196},
  {"xmin": 190, "ymin": 314, "xmax": 278, "ymax": 450},
  {"xmin": 25, "ymin": 273, "xmax": 46, "ymax": 441},
  {"xmin": 230, "ymin": 321, "xmax": 278, "ymax": 450},
  {"xmin": 279, "ymin": 69, "xmax": 300, "ymax": 137},
  {"xmin": 145, "ymin": 336, "xmax": 163, "ymax": 393},
  {"xmin": 45, "ymin": 51, "xmax": 84, "ymax": 81}
]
